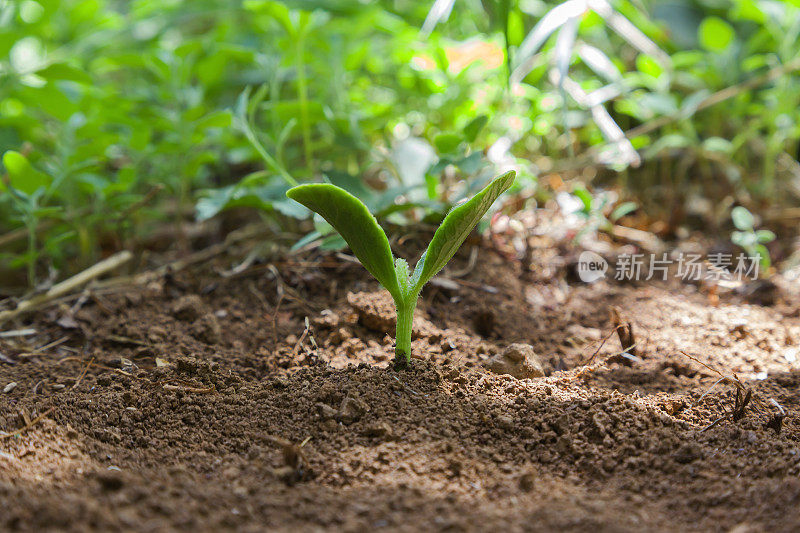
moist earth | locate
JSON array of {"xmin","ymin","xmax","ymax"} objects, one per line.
[{"xmin": 1, "ymin": 241, "xmax": 799, "ymax": 532}]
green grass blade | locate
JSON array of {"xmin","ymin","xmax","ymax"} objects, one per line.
[
  {"xmin": 287, "ymin": 183, "xmax": 400, "ymax": 299},
  {"xmin": 412, "ymin": 170, "xmax": 515, "ymax": 293}
]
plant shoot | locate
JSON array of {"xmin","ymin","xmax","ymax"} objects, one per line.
[{"xmin": 287, "ymin": 171, "xmax": 515, "ymax": 368}]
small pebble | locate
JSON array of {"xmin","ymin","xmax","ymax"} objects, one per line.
[
  {"xmin": 315, "ymin": 402, "xmax": 338, "ymax": 421},
  {"xmin": 363, "ymin": 421, "xmax": 393, "ymax": 439},
  {"xmin": 485, "ymin": 343, "xmax": 544, "ymax": 379},
  {"xmin": 338, "ymin": 396, "xmax": 369, "ymax": 424},
  {"xmin": 496, "ymin": 415, "xmax": 514, "ymax": 430},
  {"xmin": 440, "ymin": 340, "xmax": 456, "ymax": 353}
]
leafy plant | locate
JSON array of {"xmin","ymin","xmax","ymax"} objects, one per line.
[
  {"xmin": 2, "ymin": 0, "xmax": 798, "ymax": 288},
  {"xmin": 510, "ymin": 0, "xmax": 671, "ymax": 167},
  {"xmin": 559, "ymin": 185, "xmax": 637, "ymax": 241},
  {"xmin": 731, "ymin": 206, "xmax": 775, "ymax": 271},
  {"xmin": 1, "ymin": 150, "xmax": 58, "ymax": 286},
  {"xmin": 287, "ymin": 170, "xmax": 515, "ymax": 368}
]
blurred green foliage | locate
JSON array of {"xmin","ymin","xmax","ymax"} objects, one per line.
[{"xmin": 1, "ymin": 0, "xmax": 798, "ymax": 285}]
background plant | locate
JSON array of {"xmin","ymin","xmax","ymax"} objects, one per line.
[
  {"xmin": 0, "ymin": 0, "xmax": 796, "ymax": 289},
  {"xmin": 731, "ymin": 205, "xmax": 775, "ymax": 271}
]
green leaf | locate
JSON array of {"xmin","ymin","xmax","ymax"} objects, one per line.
[
  {"xmin": 756, "ymin": 229, "xmax": 776, "ymax": 244},
  {"xmin": 290, "ymin": 230, "xmax": 324, "ymax": 252},
  {"xmin": 265, "ymin": 100, "xmax": 325, "ymax": 124},
  {"xmin": 463, "ymin": 115, "xmax": 488, "ymax": 143},
  {"xmin": 635, "ymin": 54, "xmax": 663, "ymax": 78},
  {"xmin": 411, "ymin": 170, "xmax": 515, "ymax": 293},
  {"xmin": 572, "ymin": 186, "xmax": 593, "ymax": 213},
  {"xmin": 287, "ymin": 183, "xmax": 400, "ymax": 299},
  {"xmin": 196, "ymin": 180, "xmax": 306, "ymax": 221},
  {"xmin": 702, "ymin": 137, "xmax": 733, "ymax": 154},
  {"xmin": 195, "ymin": 110, "xmax": 232, "ymax": 130},
  {"xmin": 319, "ymin": 233, "xmax": 347, "ymax": 251},
  {"xmin": 455, "ymin": 152, "xmax": 483, "ymax": 174},
  {"xmin": 506, "ymin": 9, "xmax": 525, "ymax": 46},
  {"xmin": 245, "ymin": 0, "xmax": 296, "ymax": 36},
  {"xmin": 610, "ymin": 201, "xmax": 637, "ymax": 222},
  {"xmin": 699, "ymin": 17, "xmax": 735, "ymax": 51},
  {"xmin": 433, "ymin": 133, "xmax": 463, "ymax": 154},
  {"xmin": 731, "ymin": 230, "xmax": 754, "ymax": 248},
  {"xmin": 2, "ymin": 151, "xmax": 51, "ymax": 195},
  {"xmin": 36, "ymin": 62, "xmax": 93, "ymax": 84},
  {"xmin": 395, "ymin": 257, "xmax": 411, "ymax": 294},
  {"xmin": 731, "ymin": 206, "xmax": 754, "ymax": 231}
]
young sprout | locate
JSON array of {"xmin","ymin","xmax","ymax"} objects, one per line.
[{"xmin": 287, "ymin": 170, "xmax": 515, "ymax": 369}]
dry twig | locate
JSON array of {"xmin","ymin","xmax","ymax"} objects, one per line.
[
  {"xmin": 0, "ymin": 251, "xmax": 132, "ymax": 325},
  {"xmin": 0, "ymin": 407, "xmax": 55, "ymax": 440},
  {"xmin": 679, "ymin": 351, "xmax": 784, "ymax": 432},
  {"xmin": 72, "ymin": 357, "xmax": 95, "ymax": 390}
]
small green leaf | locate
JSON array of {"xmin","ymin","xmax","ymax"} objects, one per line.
[
  {"xmin": 287, "ymin": 183, "xmax": 400, "ymax": 299},
  {"xmin": 463, "ymin": 115, "xmax": 488, "ymax": 143},
  {"xmin": 572, "ymin": 186, "xmax": 593, "ymax": 213},
  {"xmin": 197, "ymin": 179, "xmax": 306, "ymax": 221},
  {"xmin": 434, "ymin": 133, "xmax": 463, "ymax": 154},
  {"xmin": 319, "ymin": 233, "xmax": 347, "ymax": 251},
  {"xmin": 699, "ymin": 17, "xmax": 735, "ymax": 51},
  {"xmin": 36, "ymin": 62, "xmax": 93, "ymax": 84},
  {"xmin": 702, "ymin": 137, "xmax": 733, "ymax": 154},
  {"xmin": 731, "ymin": 206, "xmax": 754, "ymax": 231},
  {"xmin": 395, "ymin": 257, "xmax": 411, "ymax": 294},
  {"xmin": 506, "ymin": 10, "xmax": 525, "ymax": 46},
  {"xmin": 196, "ymin": 110, "xmax": 232, "ymax": 130},
  {"xmin": 412, "ymin": 170, "xmax": 515, "ymax": 293},
  {"xmin": 610, "ymin": 201, "xmax": 637, "ymax": 222},
  {"xmin": 756, "ymin": 229, "xmax": 776, "ymax": 244},
  {"xmin": 290, "ymin": 230, "xmax": 324, "ymax": 252},
  {"xmin": 2, "ymin": 150, "xmax": 50, "ymax": 195},
  {"xmin": 245, "ymin": 0, "xmax": 296, "ymax": 36},
  {"xmin": 731, "ymin": 230, "xmax": 754, "ymax": 248},
  {"xmin": 635, "ymin": 54, "xmax": 663, "ymax": 78},
  {"xmin": 455, "ymin": 152, "xmax": 483, "ymax": 174}
]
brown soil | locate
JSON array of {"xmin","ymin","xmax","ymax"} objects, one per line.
[{"xmin": 2, "ymin": 238, "xmax": 800, "ymax": 532}]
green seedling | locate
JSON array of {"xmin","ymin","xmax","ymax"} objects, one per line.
[
  {"xmin": 287, "ymin": 170, "xmax": 515, "ymax": 369},
  {"xmin": 731, "ymin": 206, "xmax": 775, "ymax": 271},
  {"xmin": 1, "ymin": 151, "xmax": 56, "ymax": 286}
]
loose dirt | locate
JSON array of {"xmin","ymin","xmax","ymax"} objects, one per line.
[{"xmin": 1, "ymin": 235, "xmax": 799, "ymax": 531}]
